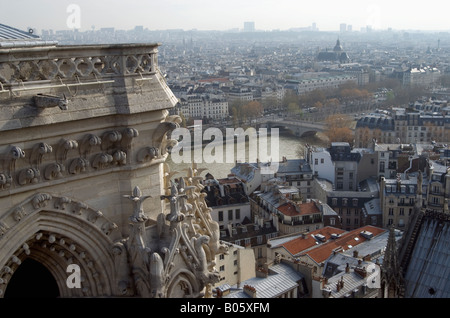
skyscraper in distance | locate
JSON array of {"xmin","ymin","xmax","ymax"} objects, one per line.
[{"xmin": 244, "ymin": 21, "xmax": 255, "ymax": 32}]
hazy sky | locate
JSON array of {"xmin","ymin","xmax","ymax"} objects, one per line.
[{"xmin": 2, "ymin": 0, "xmax": 449, "ymax": 33}]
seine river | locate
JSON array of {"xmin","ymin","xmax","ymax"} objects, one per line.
[{"xmin": 166, "ymin": 131, "xmax": 328, "ymax": 179}]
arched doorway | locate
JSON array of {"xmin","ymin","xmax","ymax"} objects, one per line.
[
  {"xmin": 0, "ymin": 193, "xmax": 122, "ymax": 297},
  {"xmin": 4, "ymin": 258, "xmax": 60, "ymax": 298}
]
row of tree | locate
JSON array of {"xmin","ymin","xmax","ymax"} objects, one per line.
[
  {"xmin": 229, "ymin": 100, "xmax": 263, "ymax": 127},
  {"xmin": 279, "ymin": 77, "xmax": 441, "ymax": 116},
  {"xmin": 323, "ymin": 114, "xmax": 354, "ymax": 145}
]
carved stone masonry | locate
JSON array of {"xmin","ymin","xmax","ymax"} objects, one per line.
[
  {"xmin": 101, "ymin": 128, "xmax": 138, "ymax": 166},
  {"xmin": 44, "ymin": 139, "xmax": 77, "ymax": 180},
  {"xmin": 0, "ymin": 47, "xmax": 157, "ymax": 85},
  {"xmin": 118, "ymin": 164, "xmax": 225, "ymax": 298},
  {"xmin": 79, "ymin": 134, "xmax": 102, "ymax": 158},
  {"xmin": 33, "ymin": 93, "xmax": 69, "ymax": 110},
  {"xmin": 123, "ymin": 186, "xmax": 151, "ymax": 223},
  {"xmin": 136, "ymin": 115, "xmax": 180, "ymax": 164},
  {"xmin": 0, "ymin": 146, "xmax": 25, "ymax": 188}
]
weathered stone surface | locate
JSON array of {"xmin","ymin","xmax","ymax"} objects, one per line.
[{"xmin": 0, "ymin": 41, "xmax": 222, "ymax": 298}]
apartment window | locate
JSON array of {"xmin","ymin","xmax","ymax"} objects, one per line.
[
  {"xmin": 389, "ymin": 208, "xmax": 394, "ymax": 215},
  {"xmin": 258, "ymin": 248, "xmax": 263, "ymax": 258},
  {"xmin": 228, "ymin": 210, "xmax": 233, "ymax": 221},
  {"xmin": 218, "ymin": 211, "xmax": 223, "ymax": 222},
  {"xmin": 219, "ymin": 265, "xmax": 225, "ymax": 271},
  {"xmin": 321, "ymin": 158, "xmax": 324, "ymax": 164},
  {"xmin": 235, "ymin": 209, "xmax": 240, "ymax": 219},
  {"xmin": 257, "ymin": 236, "xmax": 263, "ymax": 245}
]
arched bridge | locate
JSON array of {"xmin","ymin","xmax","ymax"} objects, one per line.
[{"xmin": 259, "ymin": 118, "xmax": 326, "ymax": 137}]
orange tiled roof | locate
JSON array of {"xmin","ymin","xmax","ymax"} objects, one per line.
[
  {"xmin": 281, "ymin": 225, "xmax": 386, "ymax": 263},
  {"xmin": 282, "ymin": 226, "xmax": 347, "ymax": 256},
  {"xmin": 306, "ymin": 225, "xmax": 386, "ymax": 264},
  {"xmin": 277, "ymin": 201, "xmax": 320, "ymax": 217}
]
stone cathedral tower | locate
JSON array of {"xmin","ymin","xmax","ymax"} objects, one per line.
[{"xmin": 0, "ymin": 24, "xmax": 225, "ymax": 298}]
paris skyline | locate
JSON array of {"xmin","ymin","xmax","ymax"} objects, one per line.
[{"xmin": 3, "ymin": 0, "xmax": 449, "ymax": 34}]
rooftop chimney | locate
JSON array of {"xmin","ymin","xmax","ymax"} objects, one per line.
[{"xmin": 243, "ymin": 285, "xmax": 257, "ymax": 298}]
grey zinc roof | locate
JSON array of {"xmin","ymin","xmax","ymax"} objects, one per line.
[
  {"xmin": 0, "ymin": 23, "xmax": 57, "ymax": 47},
  {"xmin": 364, "ymin": 198, "xmax": 382, "ymax": 215},
  {"xmin": 0, "ymin": 23, "xmax": 39, "ymax": 40},
  {"xmin": 342, "ymin": 228, "xmax": 402, "ymax": 263},
  {"xmin": 404, "ymin": 217, "xmax": 450, "ymax": 298},
  {"xmin": 325, "ymin": 264, "xmax": 380, "ymax": 298},
  {"xmin": 276, "ymin": 159, "xmax": 311, "ymax": 174},
  {"xmin": 268, "ymin": 233, "xmax": 304, "ymax": 248},
  {"xmin": 223, "ymin": 263, "xmax": 304, "ymax": 298}
]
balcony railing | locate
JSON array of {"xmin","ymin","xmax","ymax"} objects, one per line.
[{"xmin": 278, "ymin": 216, "xmax": 322, "ymax": 226}]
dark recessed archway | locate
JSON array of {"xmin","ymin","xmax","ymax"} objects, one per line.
[{"xmin": 4, "ymin": 258, "xmax": 60, "ymax": 298}]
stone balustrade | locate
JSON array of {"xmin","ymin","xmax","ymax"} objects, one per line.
[{"xmin": 0, "ymin": 43, "xmax": 159, "ymax": 87}]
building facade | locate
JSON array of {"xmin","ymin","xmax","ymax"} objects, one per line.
[
  {"xmin": 202, "ymin": 175, "xmax": 251, "ymax": 232},
  {"xmin": 176, "ymin": 94, "xmax": 229, "ymax": 120},
  {"xmin": 355, "ymin": 107, "xmax": 450, "ymax": 147}
]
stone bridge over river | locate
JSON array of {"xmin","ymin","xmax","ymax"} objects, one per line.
[{"xmin": 258, "ymin": 118, "xmax": 326, "ymax": 137}]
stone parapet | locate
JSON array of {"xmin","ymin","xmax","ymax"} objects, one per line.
[
  {"xmin": 0, "ymin": 43, "xmax": 178, "ymax": 129},
  {"xmin": 0, "ymin": 43, "xmax": 159, "ymax": 84}
]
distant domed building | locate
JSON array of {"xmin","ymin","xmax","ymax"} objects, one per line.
[{"xmin": 317, "ymin": 39, "xmax": 350, "ymax": 63}]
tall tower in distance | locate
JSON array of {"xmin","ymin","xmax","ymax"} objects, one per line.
[{"xmin": 243, "ymin": 21, "xmax": 255, "ymax": 32}]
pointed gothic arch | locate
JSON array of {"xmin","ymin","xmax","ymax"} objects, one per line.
[
  {"xmin": 166, "ymin": 268, "xmax": 202, "ymax": 298},
  {"xmin": 0, "ymin": 193, "xmax": 122, "ymax": 297}
]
